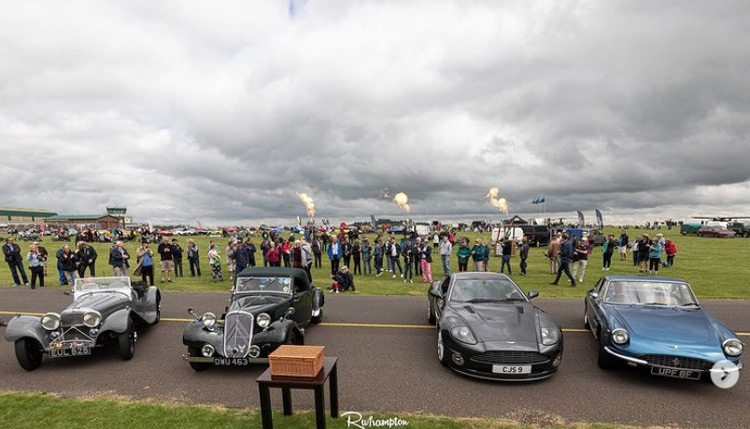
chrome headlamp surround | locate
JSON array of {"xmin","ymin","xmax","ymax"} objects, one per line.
[
  {"xmin": 41, "ymin": 313, "xmax": 61, "ymax": 331},
  {"xmin": 450, "ymin": 326, "xmax": 477, "ymax": 345},
  {"xmin": 539, "ymin": 313, "xmax": 562, "ymax": 346},
  {"xmin": 201, "ymin": 344, "xmax": 215, "ymax": 357},
  {"xmin": 83, "ymin": 311, "xmax": 103, "ymax": 328},
  {"xmin": 256, "ymin": 313, "xmax": 271, "ymax": 328},
  {"xmin": 611, "ymin": 328, "xmax": 629, "ymax": 345},
  {"xmin": 202, "ymin": 312, "xmax": 217, "ymax": 329},
  {"xmin": 723, "ymin": 338, "xmax": 744, "ymax": 357}
]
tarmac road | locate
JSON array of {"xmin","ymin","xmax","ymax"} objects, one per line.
[{"xmin": 1, "ymin": 287, "xmax": 749, "ymax": 428}]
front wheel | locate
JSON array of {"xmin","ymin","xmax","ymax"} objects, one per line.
[
  {"xmin": 428, "ymin": 301, "xmax": 436, "ymax": 325},
  {"xmin": 597, "ymin": 340, "xmax": 615, "ymax": 369},
  {"xmin": 311, "ymin": 308, "xmax": 323, "ymax": 324},
  {"xmin": 118, "ymin": 318, "xmax": 136, "ymax": 360},
  {"xmin": 437, "ymin": 330, "xmax": 450, "ymax": 366},
  {"xmin": 15, "ymin": 338, "xmax": 43, "ymax": 371}
]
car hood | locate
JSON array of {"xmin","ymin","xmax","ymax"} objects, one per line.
[
  {"xmin": 228, "ymin": 294, "xmax": 293, "ymax": 319},
  {"xmin": 62, "ymin": 291, "xmax": 132, "ymax": 324},
  {"xmin": 610, "ymin": 305, "xmax": 714, "ymax": 344},
  {"xmin": 447, "ymin": 302, "xmax": 538, "ymax": 343}
]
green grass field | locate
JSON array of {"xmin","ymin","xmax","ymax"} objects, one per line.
[
  {"xmin": 0, "ymin": 391, "xmax": 653, "ymax": 429},
  {"xmin": 1, "ymin": 228, "xmax": 748, "ymax": 298}
]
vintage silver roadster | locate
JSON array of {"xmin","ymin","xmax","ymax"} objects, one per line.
[
  {"xmin": 4, "ymin": 277, "xmax": 161, "ymax": 371},
  {"xmin": 182, "ymin": 267, "xmax": 324, "ymax": 371}
]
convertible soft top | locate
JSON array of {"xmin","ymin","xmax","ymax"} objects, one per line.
[{"xmin": 236, "ymin": 267, "xmax": 310, "ymax": 291}]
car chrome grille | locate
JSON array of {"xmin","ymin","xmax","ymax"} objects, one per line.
[
  {"xmin": 223, "ymin": 311, "xmax": 254, "ymax": 358},
  {"xmin": 639, "ymin": 354, "xmax": 713, "ymax": 371},
  {"xmin": 470, "ymin": 351, "xmax": 550, "ymax": 365},
  {"xmin": 53, "ymin": 326, "xmax": 95, "ymax": 346}
]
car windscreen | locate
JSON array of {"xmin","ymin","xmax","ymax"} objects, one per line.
[
  {"xmin": 235, "ymin": 276, "xmax": 293, "ymax": 294},
  {"xmin": 74, "ymin": 277, "xmax": 132, "ymax": 295},
  {"xmin": 449, "ymin": 278, "xmax": 526, "ymax": 303},
  {"xmin": 603, "ymin": 281, "xmax": 698, "ymax": 306}
]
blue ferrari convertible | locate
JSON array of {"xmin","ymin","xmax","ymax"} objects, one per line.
[{"xmin": 584, "ymin": 276, "xmax": 743, "ymax": 380}]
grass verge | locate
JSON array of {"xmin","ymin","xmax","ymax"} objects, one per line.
[{"xmin": 0, "ymin": 391, "xmax": 660, "ymax": 429}]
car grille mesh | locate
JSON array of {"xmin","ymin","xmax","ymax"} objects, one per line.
[
  {"xmin": 639, "ymin": 354, "xmax": 713, "ymax": 371},
  {"xmin": 470, "ymin": 351, "xmax": 550, "ymax": 365},
  {"xmin": 223, "ymin": 311, "xmax": 254, "ymax": 358},
  {"xmin": 61, "ymin": 313, "xmax": 85, "ymax": 327}
]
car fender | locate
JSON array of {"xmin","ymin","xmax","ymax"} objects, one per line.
[
  {"xmin": 182, "ymin": 320, "xmax": 223, "ymax": 350},
  {"xmin": 4, "ymin": 315, "xmax": 47, "ymax": 346},
  {"xmin": 134, "ymin": 287, "xmax": 161, "ymax": 324},
  {"xmin": 99, "ymin": 308, "xmax": 131, "ymax": 334},
  {"xmin": 265, "ymin": 319, "xmax": 303, "ymax": 344}
]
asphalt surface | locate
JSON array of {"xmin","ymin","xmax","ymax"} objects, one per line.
[{"xmin": 1, "ymin": 287, "xmax": 749, "ymax": 428}]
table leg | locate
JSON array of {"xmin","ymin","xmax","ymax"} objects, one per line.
[
  {"xmin": 259, "ymin": 385, "xmax": 273, "ymax": 429},
  {"xmin": 314, "ymin": 386, "xmax": 326, "ymax": 429},
  {"xmin": 282, "ymin": 388, "xmax": 293, "ymax": 416},
  {"xmin": 330, "ymin": 365, "xmax": 339, "ymax": 418}
]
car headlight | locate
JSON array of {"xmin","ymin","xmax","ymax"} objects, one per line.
[
  {"xmin": 83, "ymin": 311, "xmax": 102, "ymax": 328},
  {"xmin": 450, "ymin": 326, "xmax": 477, "ymax": 345},
  {"xmin": 611, "ymin": 328, "xmax": 629, "ymax": 345},
  {"xmin": 539, "ymin": 314, "xmax": 562, "ymax": 346},
  {"xmin": 201, "ymin": 312, "xmax": 216, "ymax": 328},
  {"xmin": 41, "ymin": 313, "xmax": 61, "ymax": 331},
  {"xmin": 257, "ymin": 313, "xmax": 271, "ymax": 328},
  {"xmin": 723, "ymin": 339, "xmax": 743, "ymax": 357}
]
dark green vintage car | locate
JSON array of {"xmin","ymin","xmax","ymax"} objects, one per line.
[{"xmin": 182, "ymin": 267, "xmax": 324, "ymax": 371}]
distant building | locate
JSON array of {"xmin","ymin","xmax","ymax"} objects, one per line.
[
  {"xmin": 46, "ymin": 214, "xmax": 123, "ymax": 230},
  {"xmin": 0, "ymin": 208, "xmax": 57, "ymax": 227}
]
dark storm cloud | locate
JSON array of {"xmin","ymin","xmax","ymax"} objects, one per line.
[{"xmin": 1, "ymin": 0, "xmax": 749, "ymax": 225}]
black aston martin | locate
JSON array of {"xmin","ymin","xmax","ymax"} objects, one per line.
[{"xmin": 427, "ymin": 272, "xmax": 563, "ymax": 381}]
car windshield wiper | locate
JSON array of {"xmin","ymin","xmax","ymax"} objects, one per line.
[
  {"xmin": 463, "ymin": 298, "xmax": 505, "ymax": 303},
  {"xmin": 680, "ymin": 302, "xmax": 700, "ymax": 307},
  {"xmin": 641, "ymin": 302, "xmax": 667, "ymax": 306}
]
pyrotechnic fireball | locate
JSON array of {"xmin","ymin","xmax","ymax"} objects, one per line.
[
  {"xmin": 296, "ymin": 193, "xmax": 316, "ymax": 217},
  {"xmin": 393, "ymin": 192, "xmax": 411, "ymax": 213},
  {"xmin": 486, "ymin": 187, "xmax": 509, "ymax": 214}
]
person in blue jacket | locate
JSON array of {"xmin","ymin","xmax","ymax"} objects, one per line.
[{"xmin": 327, "ymin": 235, "xmax": 343, "ymax": 276}]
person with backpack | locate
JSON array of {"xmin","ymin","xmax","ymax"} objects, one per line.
[
  {"xmin": 373, "ymin": 237, "xmax": 384, "ymax": 276},
  {"xmin": 361, "ymin": 238, "xmax": 372, "ymax": 276},
  {"xmin": 665, "ymin": 239, "xmax": 678, "ymax": 267},
  {"xmin": 551, "ymin": 233, "xmax": 577, "ymax": 287}
]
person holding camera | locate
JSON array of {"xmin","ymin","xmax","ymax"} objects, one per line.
[
  {"xmin": 27, "ymin": 244, "xmax": 46, "ymax": 289},
  {"xmin": 137, "ymin": 242, "xmax": 155, "ymax": 286},
  {"xmin": 3, "ymin": 237, "xmax": 29, "ymax": 287}
]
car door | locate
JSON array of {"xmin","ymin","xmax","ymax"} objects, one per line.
[{"xmin": 292, "ymin": 278, "xmax": 313, "ymax": 325}]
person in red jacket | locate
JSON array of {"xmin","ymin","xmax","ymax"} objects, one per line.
[
  {"xmin": 266, "ymin": 241, "xmax": 282, "ymax": 267},
  {"xmin": 664, "ymin": 239, "xmax": 678, "ymax": 267}
]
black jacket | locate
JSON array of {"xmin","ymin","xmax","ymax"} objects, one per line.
[
  {"xmin": 3, "ymin": 243, "xmax": 23, "ymax": 263},
  {"xmin": 58, "ymin": 251, "xmax": 78, "ymax": 272},
  {"xmin": 76, "ymin": 247, "xmax": 97, "ymax": 265}
]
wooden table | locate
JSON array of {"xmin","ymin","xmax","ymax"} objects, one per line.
[{"xmin": 256, "ymin": 357, "xmax": 339, "ymax": 429}]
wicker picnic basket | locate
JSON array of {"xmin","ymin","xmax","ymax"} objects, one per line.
[{"xmin": 269, "ymin": 345, "xmax": 325, "ymax": 378}]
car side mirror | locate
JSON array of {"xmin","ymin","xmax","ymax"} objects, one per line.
[
  {"xmin": 589, "ymin": 291, "xmax": 598, "ymax": 299},
  {"xmin": 527, "ymin": 290, "xmax": 539, "ymax": 300},
  {"xmin": 285, "ymin": 307, "xmax": 296, "ymax": 317},
  {"xmin": 429, "ymin": 288, "xmax": 442, "ymax": 299},
  {"xmin": 187, "ymin": 307, "xmax": 198, "ymax": 319}
]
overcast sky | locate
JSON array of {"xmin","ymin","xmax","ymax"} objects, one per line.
[{"xmin": 1, "ymin": 0, "xmax": 749, "ymax": 226}]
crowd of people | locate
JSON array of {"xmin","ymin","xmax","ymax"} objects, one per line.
[{"xmin": 546, "ymin": 229, "xmax": 678, "ymax": 287}]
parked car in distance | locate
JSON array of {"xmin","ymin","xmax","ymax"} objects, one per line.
[
  {"xmin": 4, "ymin": 277, "xmax": 160, "ymax": 371},
  {"xmin": 697, "ymin": 226, "xmax": 736, "ymax": 238},
  {"xmin": 182, "ymin": 267, "xmax": 324, "ymax": 371},
  {"xmin": 726, "ymin": 221, "xmax": 750, "ymax": 238},
  {"xmin": 428, "ymin": 272, "xmax": 563, "ymax": 381},
  {"xmin": 584, "ymin": 276, "xmax": 743, "ymax": 382},
  {"xmin": 680, "ymin": 223, "xmax": 703, "ymax": 235}
]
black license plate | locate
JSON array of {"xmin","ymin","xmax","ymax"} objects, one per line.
[
  {"xmin": 49, "ymin": 346, "xmax": 91, "ymax": 358},
  {"xmin": 214, "ymin": 357, "xmax": 251, "ymax": 366},
  {"xmin": 650, "ymin": 366, "xmax": 701, "ymax": 380}
]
